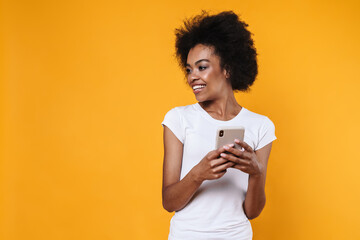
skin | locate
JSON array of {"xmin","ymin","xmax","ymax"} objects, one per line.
[{"xmin": 162, "ymin": 44, "xmax": 273, "ymax": 219}]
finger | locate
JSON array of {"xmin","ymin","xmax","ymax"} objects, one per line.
[
  {"xmin": 232, "ymin": 164, "xmax": 249, "ymax": 173},
  {"xmin": 209, "ymin": 144, "xmax": 235, "ymax": 159},
  {"xmin": 207, "ymin": 149, "xmax": 223, "ymax": 160},
  {"xmin": 212, "ymin": 161, "xmax": 235, "ymax": 173},
  {"xmin": 220, "ymin": 152, "xmax": 251, "ymax": 166},
  {"xmin": 223, "ymin": 145, "xmax": 252, "ymax": 160},
  {"xmin": 210, "ymin": 157, "xmax": 229, "ymax": 167},
  {"xmin": 213, "ymin": 169, "xmax": 227, "ymax": 179},
  {"xmin": 234, "ymin": 139, "xmax": 254, "ymax": 153}
]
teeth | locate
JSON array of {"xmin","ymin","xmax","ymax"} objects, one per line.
[{"xmin": 193, "ymin": 85, "xmax": 206, "ymax": 90}]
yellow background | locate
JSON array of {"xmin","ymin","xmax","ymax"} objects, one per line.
[{"xmin": 1, "ymin": 0, "xmax": 360, "ymax": 239}]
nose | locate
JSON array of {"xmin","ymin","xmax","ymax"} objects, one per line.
[{"xmin": 188, "ymin": 71, "xmax": 200, "ymax": 83}]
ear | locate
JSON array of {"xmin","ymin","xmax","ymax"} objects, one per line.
[
  {"xmin": 223, "ymin": 65, "xmax": 231, "ymax": 79},
  {"xmin": 225, "ymin": 71, "xmax": 230, "ymax": 79}
]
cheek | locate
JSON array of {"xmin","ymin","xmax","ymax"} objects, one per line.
[
  {"xmin": 200, "ymin": 71, "xmax": 210, "ymax": 80},
  {"xmin": 208, "ymin": 73, "xmax": 226, "ymax": 89}
]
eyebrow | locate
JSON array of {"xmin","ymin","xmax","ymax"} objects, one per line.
[{"xmin": 186, "ymin": 59, "xmax": 210, "ymax": 67}]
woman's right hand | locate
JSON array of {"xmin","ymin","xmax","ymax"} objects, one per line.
[{"xmin": 191, "ymin": 144, "xmax": 236, "ymax": 182}]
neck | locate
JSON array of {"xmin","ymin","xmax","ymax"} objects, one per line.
[{"xmin": 199, "ymin": 90, "xmax": 241, "ymax": 119}]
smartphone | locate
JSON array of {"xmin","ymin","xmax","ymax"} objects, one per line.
[{"xmin": 215, "ymin": 126, "xmax": 245, "ymax": 151}]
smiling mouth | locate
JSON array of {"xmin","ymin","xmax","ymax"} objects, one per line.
[{"xmin": 192, "ymin": 84, "xmax": 206, "ymax": 90}]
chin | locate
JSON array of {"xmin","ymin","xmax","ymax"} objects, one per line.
[
  {"xmin": 195, "ymin": 94, "xmax": 212, "ymax": 103},
  {"xmin": 195, "ymin": 96, "xmax": 205, "ymax": 102}
]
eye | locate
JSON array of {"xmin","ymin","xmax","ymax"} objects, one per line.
[
  {"xmin": 199, "ymin": 66, "xmax": 207, "ymax": 71},
  {"xmin": 185, "ymin": 68, "xmax": 191, "ymax": 74}
]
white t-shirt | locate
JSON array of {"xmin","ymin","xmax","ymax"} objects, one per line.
[{"xmin": 161, "ymin": 103, "xmax": 277, "ymax": 240}]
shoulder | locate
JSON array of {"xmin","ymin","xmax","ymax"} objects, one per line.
[
  {"xmin": 242, "ymin": 108, "xmax": 277, "ymax": 151},
  {"xmin": 162, "ymin": 103, "xmax": 198, "ymax": 126},
  {"xmin": 242, "ymin": 107, "xmax": 269, "ymax": 121},
  {"xmin": 174, "ymin": 103, "xmax": 196, "ymax": 112},
  {"xmin": 161, "ymin": 104, "xmax": 198, "ymax": 144},
  {"xmin": 242, "ymin": 107, "xmax": 276, "ymax": 128},
  {"xmin": 163, "ymin": 103, "xmax": 197, "ymax": 117}
]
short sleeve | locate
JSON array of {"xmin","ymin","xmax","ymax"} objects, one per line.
[
  {"xmin": 161, "ymin": 107, "xmax": 185, "ymax": 144},
  {"xmin": 255, "ymin": 116, "xmax": 277, "ymax": 151}
]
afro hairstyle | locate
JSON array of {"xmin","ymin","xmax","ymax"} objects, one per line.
[{"xmin": 175, "ymin": 10, "xmax": 258, "ymax": 92}]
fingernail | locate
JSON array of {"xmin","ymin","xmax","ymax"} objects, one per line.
[
  {"xmin": 220, "ymin": 153, "xmax": 226, "ymax": 157},
  {"xmin": 235, "ymin": 139, "xmax": 240, "ymax": 143},
  {"xmin": 224, "ymin": 145, "xmax": 229, "ymax": 150},
  {"xmin": 228, "ymin": 143, "xmax": 234, "ymax": 147}
]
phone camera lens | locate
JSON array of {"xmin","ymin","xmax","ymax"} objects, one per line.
[{"xmin": 219, "ymin": 130, "xmax": 224, "ymax": 137}]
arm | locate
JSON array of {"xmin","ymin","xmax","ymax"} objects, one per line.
[
  {"xmin": 220, "ymin": 140, "xmax": 273, "ymax": 219},
  {"xmin": 243, "ymin": 142, "xmax": 272, "ymax": 219},
  {"xmin": 162, "ymin": 126, "xmax": 233, "ymax": 212},
  {"xmin": 162, "ymin": 125, "xmax": 201, "ymax": 212}
]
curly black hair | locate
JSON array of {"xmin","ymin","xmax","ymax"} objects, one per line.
[{"xmin": 175, "ymin": 10, "xmax": 258, "ymax": 92}]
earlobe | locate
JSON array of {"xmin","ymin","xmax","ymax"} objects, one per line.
[{"xmin": 224, "ymin": 66, "xmax": 230, "ymax": 79}]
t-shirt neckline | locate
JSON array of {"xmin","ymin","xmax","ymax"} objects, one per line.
[{"xmin": 194, "ymin": 102, "xmax": 246, "ymax": 124}]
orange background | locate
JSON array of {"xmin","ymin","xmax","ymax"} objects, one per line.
[{"xmin": 1, "ymin": 0, "xmax": 360, "ymax": 239}]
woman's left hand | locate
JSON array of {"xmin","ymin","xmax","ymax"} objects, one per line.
[{"xmin": 220, "ymin": 139, "xmax": 263, "ymax": 176}]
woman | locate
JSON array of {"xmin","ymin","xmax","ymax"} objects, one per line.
[{"xmin": 161, "ymin": 11, "xmax": 277, "ymax": 240}]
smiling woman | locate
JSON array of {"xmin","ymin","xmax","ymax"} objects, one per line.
[
  {"xmin": 186, "ymin": 44, "xmax": 231, "ymax": 102},
  {"xmin": 161, "ymin": 11, "xmax": 277, "ymax": 240}
]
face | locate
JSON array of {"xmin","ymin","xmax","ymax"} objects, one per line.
[{"xmin": 186, "ymin": 44, "xmax": 231, "ymax": 102}]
